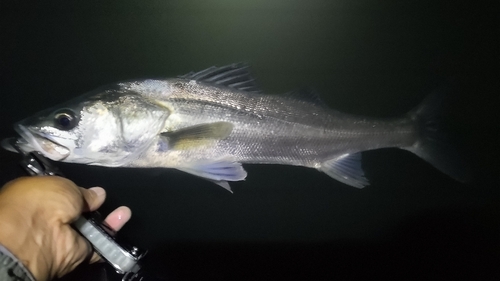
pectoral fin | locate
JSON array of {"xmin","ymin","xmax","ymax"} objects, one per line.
[
  {"xmin": 320, "ymin": 153, "xmax": 369, "ymax": 188},
  {"xmin": 161, "ymin": 122, "xmax": 233, "ymax": 150},
  {"xmin": 177, "ymin": 157, "xmax": 247, "ymax": 192}
]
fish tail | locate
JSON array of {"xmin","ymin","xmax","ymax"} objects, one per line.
[{"xmin": 404, "ymin": 87, "xmax": 471, "ymax": 183}]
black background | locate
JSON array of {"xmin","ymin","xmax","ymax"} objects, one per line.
[{"xmin": 0, "ymin": 1, "xmax": 498, "ymax": 280}]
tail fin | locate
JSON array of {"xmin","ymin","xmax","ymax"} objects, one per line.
[{"xmin": 405, "ymin": 89, "xmax": 472, "ymax": 183}]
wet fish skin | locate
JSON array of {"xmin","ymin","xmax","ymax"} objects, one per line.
[
  {"xmin": 123, "ymin": 78, "xmax": 416, "ymax": 167},
  {"xmin": 2, "ymin": 64, "xmax": 467, "ymax": 190}
]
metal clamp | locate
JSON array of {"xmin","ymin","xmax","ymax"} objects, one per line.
[{"xmin": 7, "ymin": 138, "xmax": 147, "ymax": 279}]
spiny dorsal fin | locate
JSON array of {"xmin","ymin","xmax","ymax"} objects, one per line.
[
  {"xmin": 179, "ymin": 63, "xmax": 261, "ymax": 93},
  {"xmin": 160, "ymin": 121, "xmax": 234, "ymax": 150}
]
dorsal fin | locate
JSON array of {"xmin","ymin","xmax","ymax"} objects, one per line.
[
  {"xmin": 284, "ymin": 87, "xmax": 327, "ymax": 106},
  {"xmin": 179, "ymin": 63, "xmax": 261, "ymax": 93}
]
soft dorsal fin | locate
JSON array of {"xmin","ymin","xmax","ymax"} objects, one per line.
[
  {"xmin": 284, "ymin": 87, "xmax": 327, "ymax": 106},
  {"xmin": 179, "ymin": 63, "xmax": 261, "ymax": 93}
]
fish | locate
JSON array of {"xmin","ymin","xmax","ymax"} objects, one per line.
[{"xmin": 2, "ymin": 63, "xmax": 469, "ymax": 191}]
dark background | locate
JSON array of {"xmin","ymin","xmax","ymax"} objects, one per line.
[{"xmin": 0, "ymin": 1, "xmax": 498, "ymax": 280}]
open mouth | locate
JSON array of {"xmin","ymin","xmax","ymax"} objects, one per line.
[{"xmin": 1, "ymin": 125, "xmax": 70, "ymax": 161}]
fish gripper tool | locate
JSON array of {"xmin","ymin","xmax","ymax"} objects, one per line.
[{"xmin": 8, "ymin": 138, "xmax": 148, "ymax": 281}]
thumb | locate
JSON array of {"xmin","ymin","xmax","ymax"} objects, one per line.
[{"xmin": 80, "ymin": 186, "xmax": 106, "ymax": 212}]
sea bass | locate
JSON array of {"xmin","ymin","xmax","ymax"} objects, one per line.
[{"xmin": 2, "ymin": 64, "xmax": 467, "ymax": 190}]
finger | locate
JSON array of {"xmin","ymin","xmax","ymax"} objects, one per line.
[
  {"xmin": 89, "ymin": 251, "xmax": 102, "ymax": 264},
  {"xmin": 75, "ymin": 232, "xmax": 95, "ymax": 268},
  {"xmin": 104, "ymin": 206, "xmax": 132, "ymax": 232},
  {"xmin": 79, "ymin": 187, "xmax": 106, "ymax": 212},
  {"xmin": 89, "ymin": 206, "xmax": 132, "ymax": 264}
]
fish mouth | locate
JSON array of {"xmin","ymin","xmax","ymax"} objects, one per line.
[{"xmin": 1, "ymin": 125, "xmax": 70, "ymax": 161}]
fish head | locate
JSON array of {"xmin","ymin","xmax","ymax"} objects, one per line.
[
  {"xmin": 4, "ymin": 86, "xmax": 171, "ymax": 166},
  {"xmin": 11, "ymin": 108, "xmax": 78, "ymax": 161}
]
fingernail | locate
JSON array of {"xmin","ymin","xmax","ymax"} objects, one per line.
[
  {"xmin": 116, "ymin": 206, "xmax": 132, "ymax": 221},
  {"xmin": 116, "ymin": 210, "xmax": 124, "ymax": 220},
  {"xmin": 89, "ymin": 187, "xmax": 106, "ymax": 198}
]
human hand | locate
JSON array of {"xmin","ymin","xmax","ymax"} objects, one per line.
[{"xmin": 0, "ymin": 176, "xmax": 131, "ymax": 281}]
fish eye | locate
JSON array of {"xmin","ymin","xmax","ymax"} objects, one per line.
[{"xmin": 53, "ymin": 109, "xmax": 78, "ymax": 130}]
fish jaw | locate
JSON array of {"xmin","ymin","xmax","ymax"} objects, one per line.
[
  {"xmin": 13, "ymin": 124, "xmax": 70, "ymax": 161},
  {"xmin": 1, "ymin": 137, "xmax": 34, "ymax": 154}
]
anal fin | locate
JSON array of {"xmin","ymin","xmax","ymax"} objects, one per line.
[{"xmin": 320, "ymin": 153, "xmax": 369, "ymax": 188}]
